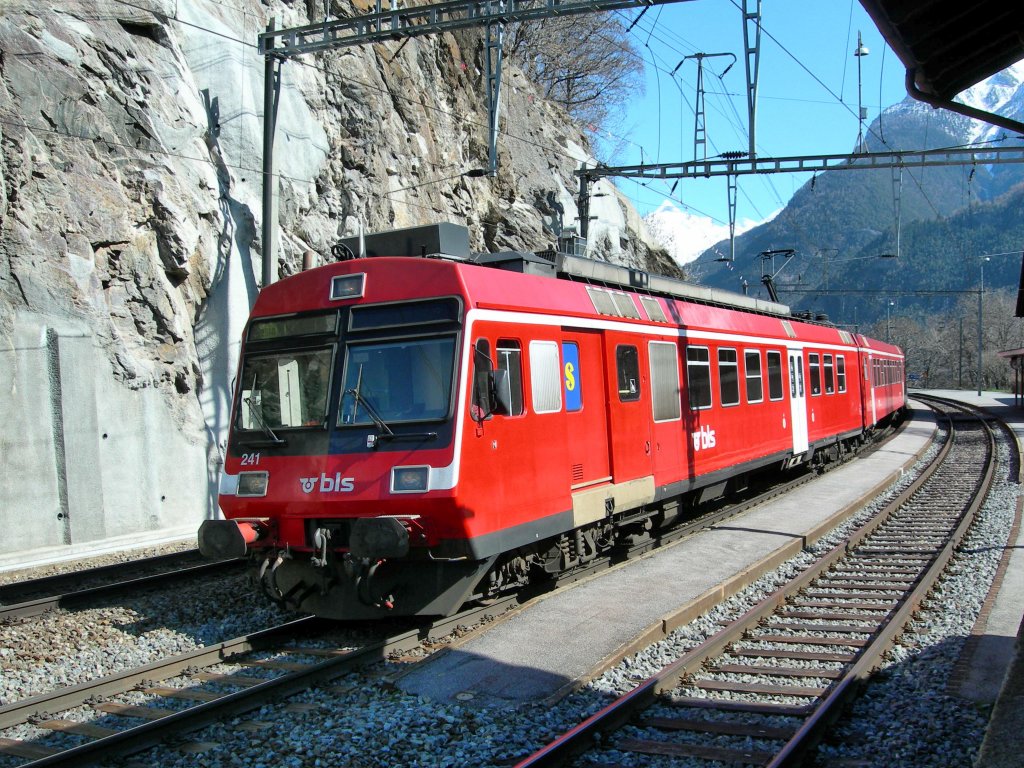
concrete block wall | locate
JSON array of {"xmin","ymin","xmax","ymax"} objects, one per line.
[{"xmin": 0, "ymin": 313, "xmax": 210, "ymax": 569}]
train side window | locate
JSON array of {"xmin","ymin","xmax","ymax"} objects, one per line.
[
  {"xmin": 686, "ymin": 346, "xmax": 712, "ymax": 410},
  {"xmin": 824, "ymin": 354, "xmax": 835, "ymax": 394},
  {"xmin": 649, "ymin": 341, "xmax": 681, "ymax": 422},
  {"xmin": 837, "ymin": 355, "xmax": 847, "ymax": 393},
  {"xmin": 529, "ymin": 340, "xmax": 562, "ymax": 414},
  {"xmin": 767, "ymin": 350, "xmax": 784, "ymax": 401},
  {"xmin": 496, "ymin": 339, "xmax": 524, "ymax": 416},
  {"xmin": 744, "ymin": 350, "xmax": 763, "ymax": 404},
  {"xmin": 719, "ymin": 348, "xmax": 740, "ymax": 407},
  {"xmin": 471, "ymin": 339, "xmax": 493, "ymax": 421},
  {"xmin": 808, "ymin": 353, "xmax": 821, "ymax": 396},
  {"xmin": 616, "ymin": 345, "xmax": 641, "ymax": 402}
]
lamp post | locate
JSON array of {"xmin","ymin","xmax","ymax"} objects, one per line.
[
  {"xmin": 978, "ymin": 257, "xmax": 990, "ymax": 396},
  {"xmin": 854, "ymin": 31, "xmax": 870, "ymax": 153}
]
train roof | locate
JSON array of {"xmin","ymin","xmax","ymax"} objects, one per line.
[
  {"xmin": 259, "ymin": 223, "xmax": 899, "ymax": 354},
  {"xmin": 333, "ymin": 222, "xmax": 793, "ymax": 319}
]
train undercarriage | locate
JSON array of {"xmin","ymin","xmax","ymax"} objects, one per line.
[{"xmin": 234, "ymin": 419, "xmax": 900, "ymax": 620}]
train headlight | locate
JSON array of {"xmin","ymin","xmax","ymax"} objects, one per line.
[
  {"xmin": 236, "ymin": 471, "xmax": 269, "ymax": 497},
  {"xmin": 391, "ymin": 466, "xmax": 429, "ymax": 494}
]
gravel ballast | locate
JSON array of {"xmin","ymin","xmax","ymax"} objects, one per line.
[{"xmin": 2, "ymin": 417, "xmax": 1017, "ymax": 768}]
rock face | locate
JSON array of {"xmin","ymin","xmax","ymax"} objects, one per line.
[{"xmin": 0, "ymin": 0, "xmax": 671, "ymax": 565}]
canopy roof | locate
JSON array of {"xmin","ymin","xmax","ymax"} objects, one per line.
[{"xmin": 859, "ymin": 0, "xmax": 1024, "ymax": 132}]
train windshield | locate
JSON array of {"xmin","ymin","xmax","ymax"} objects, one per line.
[
  {"xmin": 236, "ymin": 348, "xmax": 333, "ymax": 431},
  {"xmin": 338, "ymin": 336, "xmax": 457, "ymax": 427}
]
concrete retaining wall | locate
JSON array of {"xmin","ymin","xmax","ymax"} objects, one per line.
[{"xmin": 0, "ymin": 313, "xmax": 210, "ymax": 569}]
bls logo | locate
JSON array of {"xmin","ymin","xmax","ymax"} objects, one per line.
[
  {"xmin": 299, "ymin": 472, "xmax": 355, "ymax": 494},
  {"xmin": 692, "ymin": 425, "xmax": 717, "ymax": 451}
]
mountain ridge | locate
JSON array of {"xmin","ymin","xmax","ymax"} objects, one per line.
[{"xmin": 652, "ymin": 65, "xmax": 1024, "ymax": 327}]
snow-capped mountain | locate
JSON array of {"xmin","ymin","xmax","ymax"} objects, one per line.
[
  {"xmin": 956, "ymin": 61, "xmax": 1024, "ymax": 143},
  {"xmin": 644, "ymin": 61, "xmax": 1024, "ymax": 272},
  {"xmin": 643, "ymin": 199, "xmax": 768, "ymax": 266}
]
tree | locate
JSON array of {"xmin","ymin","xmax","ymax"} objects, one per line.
[
  {"xmin": 866, "ymin": 289, "xmax": 1024, "ymax": 391},
  {"xmin": 505, "ymin": 14, "xmax": 645, "ymax": 134}
]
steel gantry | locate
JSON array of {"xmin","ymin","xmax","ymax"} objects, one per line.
[
  {"xmin": 256, "ymin": 0, "xmax": 700, "ymax": 285},
  {"xmin": 576, "ymin": 145, "xmax": 1024, "ymax": 253}
]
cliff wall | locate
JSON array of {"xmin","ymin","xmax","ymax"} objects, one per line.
[{"xmin": 0, "ymin": 0, "xmax": 670, "ymax": 566}]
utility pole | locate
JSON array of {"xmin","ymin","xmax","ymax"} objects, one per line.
[
  {"xmin": 261, "ymin": 18, "xmax": 281, "ymax": 288},
  {"xmin": 679, "ymin": 52, "xmax": 735, "ymax": 162},
  {"xmin": 978, "ymin": 257, "xmax": 990, "ymax": 396},
  {"xmin": 742, "ymin": 0, "xmax": 761, "ymax": 160}
]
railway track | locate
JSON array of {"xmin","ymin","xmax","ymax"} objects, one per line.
[
  {"xmin": 0, "ymin": 417, "xmax": 909, "ymax": 768},
  {"xmin": 0, "ymin": 551, "xmax": 245, "ymax": 621},
  {"xmin": 516, "ymin": 396, "xmax": 997, "ymax": 767},
  {"xmin": 0, "ymin": 596, "xmax": 519, "ymax": 767},
  {"xmin": 537, "ymin": 417, "xmax": 902, "ymax": 598}
]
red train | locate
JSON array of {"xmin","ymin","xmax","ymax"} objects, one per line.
[{"xmin": 199, "ymin": 223, "xmax": 906, "ymax": 618}]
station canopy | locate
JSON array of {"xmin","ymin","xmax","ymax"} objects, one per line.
[
  {"xmin": 859, "ymin": 0, "xmax": 1024, "ymax": 133},
  {"xmin": 860, "ymin": 1, "xmax": 1024, "ymax": 316}
]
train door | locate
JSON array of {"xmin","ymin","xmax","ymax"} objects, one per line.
[
  {"xmin": 561, "ymin": 329, "xmax": 612, "ymax": 488},
  {"xmin": 865, "ymin": 353, "xmax": 877, "ymax": 425},
  {"xmin": 787, "ymin": 348, "xmax": 809, "ymax": 455},
  {"xmin": 648, "ymin": 339, "xmax": 684, "ymax": 482},
  {"xmin": 605, "ymin": 332, "xmax": 653, "ymax": 482}
]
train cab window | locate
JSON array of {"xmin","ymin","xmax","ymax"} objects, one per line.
[
  {"xmin": 718, "ymin": 348, "xmax": 740, "ymax": 407},
  {"xmin": 649, "ymin": 341, "xmax": 681, "ymax": 422},
  {"xmin": 744, "ymin": 350, "xmax": 764, "ymax": 404},
  {"xmin": 824, "ymin": 355, "xmax": 835, "ymax": 394},
  {"xmin": 686, "ymin": 346, "xmax": 712, "ymax": 410},
  {"xmin": 616, "ymin": 345, "xmax": 641, "ymax": 402},
  {"xmin": 496, "ymin": 340, "xmax": 525, "ymax": 416},
  {"xmin": 237, "ymin": 348, "xmax": 333, "ymax": 431},
  {"xmin": 339, "ymin": 335, "xmax": 456, "ymax": 427},
  {"xmin": 837, "ymin": 356, "xmax": 847, "ymax": 393},
  {"xmin": 808, "ymin": 353, "xmax": 822, "ymax": 396},
  {"xmin": 767, "ymin": 350, "xmax": 784, "ymax": 401},
  {"xmin": 530, "ymin": 340, "xmax": 563, "ymax": 414}
]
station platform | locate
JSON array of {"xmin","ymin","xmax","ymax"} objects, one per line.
[
  {"xmin": 920, "ymin": 390, "xmax": 1024, "ymax": 768},
  {"xmin": 398, "ymin": 404, "xmax": 937, "ymax": 707}
]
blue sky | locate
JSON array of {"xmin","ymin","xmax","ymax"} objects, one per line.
[{"xmin": 596, "ymin": 0, "xmax": 912, "ymax": 226}]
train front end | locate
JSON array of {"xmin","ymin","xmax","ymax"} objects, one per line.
[{"xmin": 199, "ymin": 253, "xmax": 489, "ymax": 619}]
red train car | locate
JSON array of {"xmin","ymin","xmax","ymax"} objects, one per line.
[{"xmin": 199, "ymin": 224, "xmax": 905, "ymax": 618}]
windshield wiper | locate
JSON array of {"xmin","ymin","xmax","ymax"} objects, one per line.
[
  {"xmin": 346, "ymin": 365, "xmax": 438, "ymax": 447},
  {"xmin": 243, "ymin": 393, "xmax": 286, "ymax": 446},
  {"xmin": 345, "ymin": 387, "xmax": 439, "ymax": 447},
  {"xmin": 345, "ymin": 387, "xmax": 395, "ymax": 439}
]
